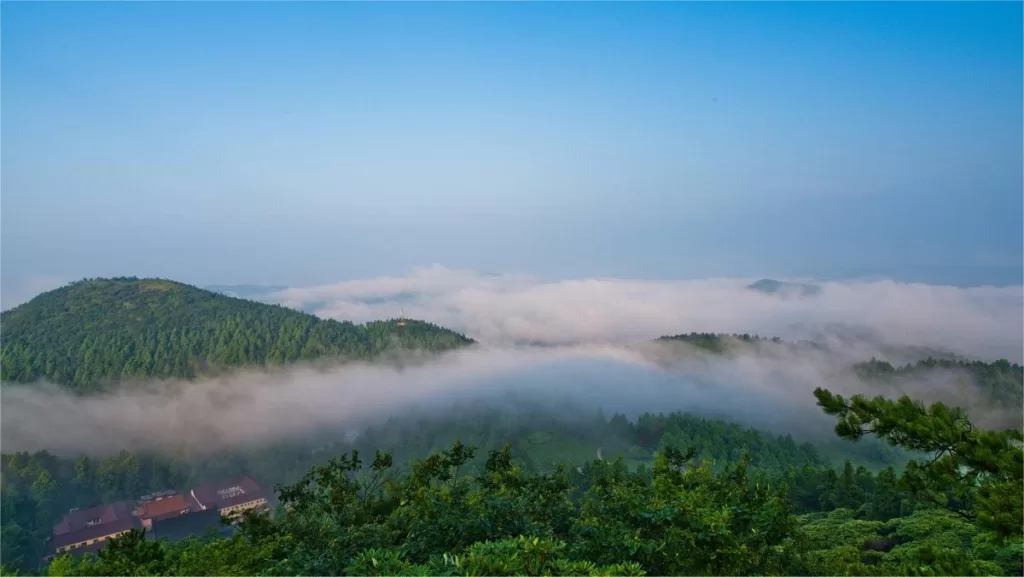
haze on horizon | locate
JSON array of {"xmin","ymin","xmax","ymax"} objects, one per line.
[{"xmin": 2, "ymin": 1, "xmax": 1022, "ymax": 308}]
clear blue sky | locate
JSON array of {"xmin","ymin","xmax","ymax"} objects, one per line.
[{"xmin": 2, "ymin": 1, "xmax": 1021, "ymax": 305}]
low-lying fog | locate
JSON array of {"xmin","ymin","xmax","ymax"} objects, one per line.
[
  {"xmin": 270, "ymin": 266, "xmax": 1024, "ymax": 362},
  {"xmin": 2, "ymin": 338, "xmax": 1018, "ymax": 457},
  {"xmin": 4, "ymin": 270, "xmax": 1021, "ymax": 457}
]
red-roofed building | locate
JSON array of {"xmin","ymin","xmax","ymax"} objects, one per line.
[
  {"xmin": 50, "ymin": 502, "xmax": 140, "ymax": 558},
  {"xmin": 134, "ymin": 492, "xmax": 200, "ymax": 529},
  {"xmin": 190, "ymin": 475, "xmax": 267, "ymax": 520}
]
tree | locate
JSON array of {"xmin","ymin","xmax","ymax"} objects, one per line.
[
  {"xmin": 868, "ymin": 466, "xmax": 905, "ymax": 521},
  {"xmin": 814, "ymin": 387, "xmax": 1023, "ymax": 539},
  {"xmin": 0, "ymin": 278, "xmax": 474, "ymax": 392},
  {"xmin": 30, "ymin": 470, "xmax": 59, "ymax": 533}
]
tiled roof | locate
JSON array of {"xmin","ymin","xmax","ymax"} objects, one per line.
[
  {"xmin": 52, "ymin": 517, "xmax": 140, "ymax": 551},
  {"xmin": 53, "ymin": 501, "xmax": 134, "ymax": 536},
  {"xmin": 191, "ymin": 475, "xmax": 265, "ymax": 510},
  {"xmin": 137, "ymin": 493, "xmax": 199, "ymax": 522}
]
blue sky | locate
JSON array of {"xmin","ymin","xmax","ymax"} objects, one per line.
[{"xmin": 2, "ymin": 1, "xmax": 1021, "ymax": 306}]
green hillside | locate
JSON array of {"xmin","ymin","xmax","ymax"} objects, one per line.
[
  {"xmin": 653, "ymin": 332, "xmax": 1022, "ymax": 410},
  {"xmin": 3, "ymin": 389, "xmax": 1021, "ymax": 576},
  {"xmin": 0, "ymin": 283, "xmax": 1021, "ymax": 575},
  {"xmin": 0, "ymin": 277, "xmax": 474, "ymax": 392},
  {"xmin": 853, "ymin": 357, "xmax": 1024, "ymax": 409}
]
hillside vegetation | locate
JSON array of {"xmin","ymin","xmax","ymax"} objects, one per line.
[
  {"xmin": 655, "ymin": 332, "xmax": 1022, "ymax": 409},
  {"xmin": 1, "ymin": 389, "xmax": 1020, "ymax": 576},
  {"xmin": 0, "ymin": 277, "xmax": 473, "ymax": 392},
  {"xmin": 853, "ymin": 357, "xmax": 1024, "ymax": 409},
  {"xmin": 1, "ymin": 281, "xmax": 1021, "ymax": 575}
]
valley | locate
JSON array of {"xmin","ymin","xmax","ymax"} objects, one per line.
[
  {"xmin": 0, "ymin": 278, "xmax": 1021, "ymax": 575},
  {"xmin": 5, "ymin": 2, "xmax": 1021, "ymax": 574}
]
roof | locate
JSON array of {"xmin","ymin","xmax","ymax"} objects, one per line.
[
  {"xmin": 137, "ymin": 493, "xmax": 199, "ymax": 522},
  {"xmin": 190, "ymin": 475, "xmax": 265, "ymax": 510},
  {"xmin": 148, "ymin": 509, "xmax": 234, "ymax": 544},
  {"xmin": 52, "ymin": 517, "xmax": 141, "ymax": 550},
  {"xmin": 53, "ymin": 501, "xmax": 135, "ymax": 536}
]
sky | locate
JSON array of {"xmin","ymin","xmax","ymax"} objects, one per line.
[{"xmin": 2, "ymin": 1, "xmax": 1022, "ymax": 308}]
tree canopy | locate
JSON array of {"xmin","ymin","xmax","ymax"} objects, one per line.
[
  {"xmin": 1, "ymin": 278, "xmax": 1021, "ymax": 575},
  {"xmin": 0, "ymin": 278, "xmax": 473, "ymax": 392},
  {"xmin": 1, "ymin": 391, "xmax": 1020, "ymax": 576}
]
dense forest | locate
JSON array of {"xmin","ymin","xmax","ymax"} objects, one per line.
[
  {"xmin": 0, "ymin": 278, "xmax": 473, "ymax": 392},
  {"xmin": 656, "ymin": 333, "xmax": 1023, "ymax": 411},
  {"xmin": 853, "ymin": 357, "xmax": 1024, "ymax": 409},
  {"xmin": 655, "ymin": 331, "xmax": 776, "ymax": 353},
  {"xmin": 0, "ymin": 389, "xmax": 1020, "ymax": 576},
  {"xmin": 1, "ymin": 278, "xmax": 1021, "ymax": 575},
  {"xmin": 0, "ymin": 406, "xmax": 821, "ymax": 571}
]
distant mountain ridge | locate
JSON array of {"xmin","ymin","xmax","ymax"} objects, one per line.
[
  {"xmin": 647, "ymin": 332, "xmax": 1022, "ymax": 421},
  {"xmin": 746, "ymin": 278, "xmax": 822, "ymax": 297},
  {"xmin": 652, "ymin": 331, "xmax": 960, "ymax": 362},
  {"xmin": 0, "ymin": 277, "xmax": 474, "ymax": 392}
]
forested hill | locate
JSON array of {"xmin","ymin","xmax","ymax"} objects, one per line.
[
  {"xmin": 0, "ymin": 277, "xmax": 473, "ymax": 392},
  {"xmin": 654, "ymin": 331, "xmax": 953, "ymax": 359},
  {"xmin": 651, "ymin": 332, "xmax": 1024, "ymax": 413},
  {"xmin": 853, "ymin": 357, "xmax": 1024, "ymax": 410}
]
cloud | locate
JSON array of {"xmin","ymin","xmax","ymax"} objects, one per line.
[
  {"xmin": 0, "ymin": 346, "xmax": 652, "ymax": 455},
  {"xmin": 1, "ymin": 266, "xmax": 1019, "ymax": 457},
  {"xmin": 2, "ymin": 339, "xmax": 1017, "ymax": 457},
  {"xmin": 273, "ymin": 265, "xmax": 1023, "ymax": 362}
]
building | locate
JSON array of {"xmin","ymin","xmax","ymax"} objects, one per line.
[
  {"xmin": 190, "ymin": 475, "xmax": 268, "ymax": 520},
  {"xmin": 134, "ymin": 491, "xmax": 200, "ymax": 529},
  {"xmin": 50, "ymin": 501, "xmax": 141, "ymax": 558},
  {"xmin": 47, "ymin": 475, "xmax": 268, "ymax": 561}
]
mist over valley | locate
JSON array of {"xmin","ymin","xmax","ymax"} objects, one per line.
[
  {"xmin": 2, "ymin": 274, "xmax": 1019, "ymax": 458},
  {"xmin": 2, "ymin": 1, "xmax": 1021, "ymax": 573}
]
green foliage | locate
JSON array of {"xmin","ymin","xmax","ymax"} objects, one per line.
[
  {"xmin": 795, "ymin": 507, "xmax": 1016, "ymax": 576},
  {"xmin": 38, "ymin": 441, "xmax": 801, "ymax": 576},
  {"xmin": 570, "ymin": 448, "xmax": 797, "ymax": 575},
  {"xmin": 854, "ymin": 357, "xmax": 1023, "ymax": 410},
  {"xmin": 18, "ymin": 413, "xmax": 1024, "ymax": 577},
  {"xmin": 341, "ymin": 536, "xmax": 648, "ymax": 576},
  {"xmin": 0, "ymin": 277, "xmax": 473, "ymax": 392},
  {"xmin": 654, "ymin": 332, "xmax": 767, "ymax": 353},
  {"xmin": 815, "ymin": 387, "xmax": 1024, "ymax": 539},
  {"xmin": 4, "ymin": 383, "xmax": 1021, "ymax": 575},
  {"xmin": 5, "ymin": 278, "xmax": 1022, "ymax": 575},
  {"xmin": 2, "ymin": 405, "xmax": 846, "ymax": 573}
]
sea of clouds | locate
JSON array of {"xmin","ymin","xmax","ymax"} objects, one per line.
[
  {"xmin": 2, "ymin": 266, "xmax": 1021, "ymax": 456},
  {"xmin": 270, "ymin": 265, "xmax": 1022, "ymax": 362}
]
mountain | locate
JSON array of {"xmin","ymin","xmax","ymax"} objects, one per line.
[
  {"xmin": 0, "ymin": 277, "xmax": 473, "ymax": 392},
  {"xmin": 647, "ymin": 332, "xmax": 1022, "ymax": 427},
  {"xmin": 746, "ymin": 278, "xmax": 822, "ymax": 297},
  {"xmin": 853, "ymin": 357, "xmax": 1024, "ymax": 416}
]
